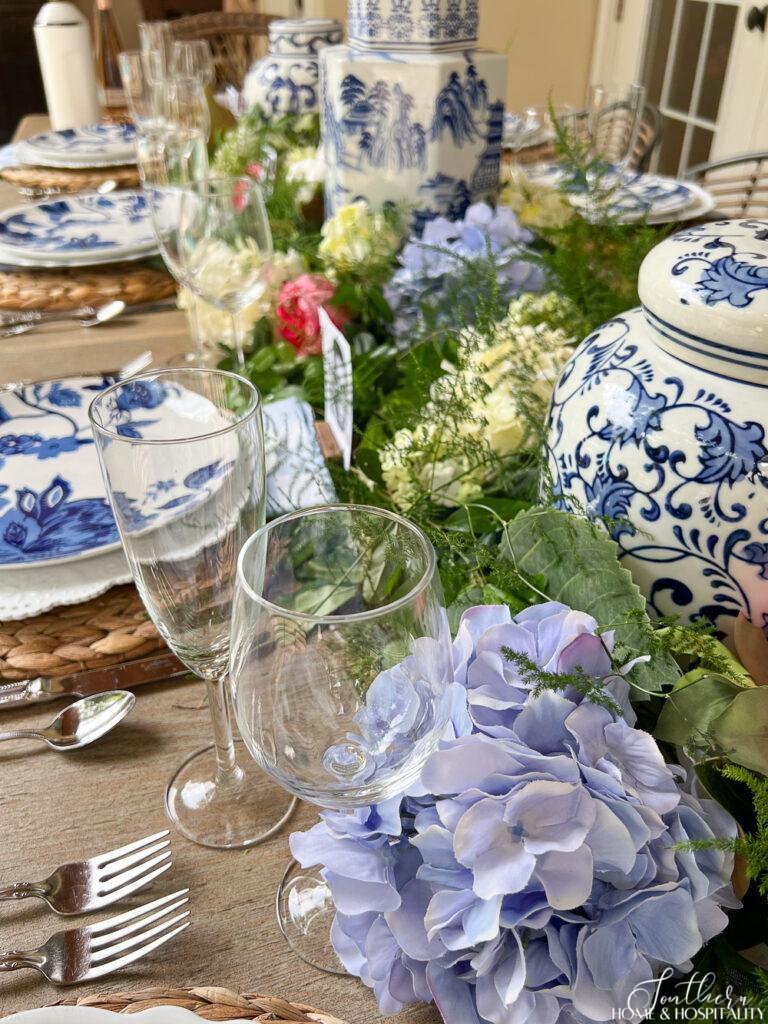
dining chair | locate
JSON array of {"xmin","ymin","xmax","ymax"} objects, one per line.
[
  {"xmin": 684, "ymin": 152, "xmax": 768, "ymax": 217},
  {"xmin": 598, "ymin": 100, "xmax": 662, "ymax": 172},
  {"xmin": 169, "ymin": 12, "xmax": 278, "ymax": 88}
]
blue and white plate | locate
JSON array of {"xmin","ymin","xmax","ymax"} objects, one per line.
[
  {"xmin": 18, "ymin": 123, "xmax": 137, "ymax": 168},
  {"xmin": 528, "ymin": 165, "xmax": 698, "ymax": 223},
  {"xmin": 0, "ymin": 378, "xmax": 336, "ymax": 569},
  {"xmin": 0, "ymin": 192, "xmax": 157, "ymax": 263},
  {"xmin": 0, "ymin": 377, "xmax": 123, "ymax": 568}
]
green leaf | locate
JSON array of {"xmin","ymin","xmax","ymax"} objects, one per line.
[
  {"xmin": 654, "ymin": 672, "xmax": 746, "ymax": 745},
  {"xmin": 501, "ymin": 507, "xmax": 679, "ymax": 693},
  {"xmin": 711, "ymin": 688, "xmax": 768, "ymax": 775},
  {"xmin": 291, "ymin": 582, "xmax": 358, "ymax": 617}
]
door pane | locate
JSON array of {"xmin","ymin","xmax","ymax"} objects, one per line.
[
  {"xmin": 667, "ymin": 0, "xmax": 707, "ymax": 113},
  {"xmin": 641, "ymin": 0, "xmax": 676, "ymax": 106},
  {"xmin": 688, "ymin": 125, "xmax": 714, "ymax": 167},
  {"xmin": 697, "ymin": 3, "xmax": 737, "ymax": 121},
  {"xmin": 657, "ymin": 116, "xmax": 686, "ymax": 175}
]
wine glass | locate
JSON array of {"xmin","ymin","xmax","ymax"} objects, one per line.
[
  {"xmin": 586, "ymin": 82, "xmax": 646, "ymax": 172},
  {"xmin": 138, "ymin": 20, "xmax": 174, "ymax": 76},
  {"xmin": 229, "ymin": 504, "xmax": 453, "ymax": 971},
  {"xmin": 172, "ymin": 40, "xmax": 215, "ymax": 86},
  {"xmin": 89, "ymin": 369, "xmax": 297, "ymax": 849},
  {"xmin": 118, "ymin": 50, "xmax": 161, "ymax": 131},
  {"xmin": 179, "ymin": 177, "xmax": 273, "ymax": 369},
  {"xmin": 135, "ymin": 105, "xmax": 209, "ymax": 365}
]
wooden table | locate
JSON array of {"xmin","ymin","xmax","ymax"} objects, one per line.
[{"xmin": 0, "ymin": 118, "xmax": 439, "ymax": 1024}]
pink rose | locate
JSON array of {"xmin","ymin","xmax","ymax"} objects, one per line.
[{"xmin": 275, "ymin": 273, "xmax": 350, "ymax": 356}]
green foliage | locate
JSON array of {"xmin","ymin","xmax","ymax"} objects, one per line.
[
  {"xmin": 502, "ymin": 648, "xmax": 622, "ymax": 714},
  {"xmin": 501, "ymin": 507, "xmax": 680, "ymax": 694}
]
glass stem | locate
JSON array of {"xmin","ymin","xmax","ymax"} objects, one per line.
[
  {"xmin": 188, "ymin": 292, "xmax": 206, "ymax": 365},
  {"xmin": 231, "ymin": 308, "xmax": 245, "ymax": 370},
  {"xmin": 205, "ymin": 675, "xmax": 240, "ymax": 783}
]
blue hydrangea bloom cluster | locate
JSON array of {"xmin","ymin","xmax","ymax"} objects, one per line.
[
  {"xmin": 384, "ymin": 203, "xmax": 544, "ymax": 340},
  {"xmin": 291, "ymin": 603, "xmax": 739, "ymax": 1024}
]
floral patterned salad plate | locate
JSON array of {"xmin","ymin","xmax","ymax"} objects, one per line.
[
  {"xmin": 18, "ymin": 123, "xmax": 137, "ymax": 168},
  {"xmin": 0, "ymin": 378, "xmax": 336, "ymax": 570},
  {"xmin": 0, "ymin": 192, "xmax": 157, "ymax": 264},
  {"xmin": 529, "ymin": 165, "xmax": 706, "ymax": 223}
]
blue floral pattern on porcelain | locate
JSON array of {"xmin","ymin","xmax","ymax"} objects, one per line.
[
  {"xmin": 244, "ymin": 17, "xmax": 342, "ymax": 120},
  {"xmin": 348, "ymin": 0, "xmax": 479, "ymax": 51},
  {"xmin": 322, "ymin": 46, "xmax": 505, "ymax": 228},
  {"xmin": 0, "ymin": 192, "xmax": 154, "ymax": 258},
  {"xmin": 0, "ymin": 379, "xmax": 336, "ymax": 568},
  {"xmin": 546, "ymin": 218, "xmax": 768, "ymax": 641}
]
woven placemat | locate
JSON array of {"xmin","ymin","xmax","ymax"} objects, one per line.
[
  {"xmin": 0, "ymin": 164, "xmax": 140, "ymax": 195},
  {"xmin": 0, "ymin": 585, "xmax": 166, "ymax": 680},
  {"xmin": 34, "ymin": 986, "xmax": 347, "ymax": 1022},
  {"xmin": 0, "ymin": 262, "xmax": 176, "ymax": 312}
]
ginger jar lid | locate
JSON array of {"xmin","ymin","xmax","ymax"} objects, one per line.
[
  {"xmin": 347, "ymin": 0, "xmax": 479, "ymax": 52},
  {"xmin": 638, "ymin": 218, "xmax": 768, "ymax": 384},
  {"xmin": 269, "ymin": 18, "xmax": 343, "ymax": 56}
]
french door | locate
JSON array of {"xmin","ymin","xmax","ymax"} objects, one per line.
[{"xmin": 591, "ymin": 0, "xmax": 768, "ymax": 174}]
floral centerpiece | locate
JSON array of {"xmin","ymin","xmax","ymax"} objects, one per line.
[
  {"xmin": 292, "ymin": 600, "xmax": 741, "ymax": 1023},
  {"xmin": 198, "ymin": 104, "xmax": 768, "ymax": 1016}
]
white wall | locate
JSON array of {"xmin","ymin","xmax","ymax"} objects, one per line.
[{"xmin": 302, "ymin": 0, "xmax": 599, "ymax": 110}]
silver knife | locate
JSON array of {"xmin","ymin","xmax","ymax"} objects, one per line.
[{"xmin": 0, "ymin": 651, "xmax": 189, "ymax": 709}]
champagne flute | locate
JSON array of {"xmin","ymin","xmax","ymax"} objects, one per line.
[
  {"xmin": 179, "ymin": 177, "xmax": 273, "ymax": 369},
  {"xmin": 229, "ymin": 504, "xmax": 453, "ymax": 971},
  {"xmin": 89, "ymin": 369, "xmax": 296, "ymax": 849}
]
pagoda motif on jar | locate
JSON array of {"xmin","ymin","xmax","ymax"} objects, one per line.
[
  {"xmin": 546, "ymin": 218, "xmax": 768, "ymax": 644},
  {"xmin": 320, "ymin": 0, "xmax": 505, "ymax": 230},
  {"xmin": 244, "ymin": 18, "xmax": 343, "ymax": 120}
]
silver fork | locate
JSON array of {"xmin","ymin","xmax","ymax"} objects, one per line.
[
  {"xmin": 0, "ymin": 888, "xmax": 190, "ymax": 983},
  {"xmin": 0, "ymin": 830, "xmax": 172, "ymax": 915}
]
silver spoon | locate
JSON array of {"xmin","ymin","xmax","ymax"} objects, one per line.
[
  {"xmin": 0, "ymin": 691, "xmax": 135, "ymax": 751},
  {"xmin": 0, "ymin": 300, "xmax": 126, "ymax": 339}
]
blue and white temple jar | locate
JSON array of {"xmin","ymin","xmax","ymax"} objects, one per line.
[
  {"xmin": 546, "ymin": 218, "xmax": 768, "ymax": 643},
  {"xmin": 320, "ymin": 0, "xmax": 506, "ymax": 229},
  {"xmin": 243, "ymin": 18, "xmax": 342, "ymax": 120}
]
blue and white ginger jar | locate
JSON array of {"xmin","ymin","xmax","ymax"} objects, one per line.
[
  {"xmin": 243, "ymin": 17, "xmax": 342, "ymax": 120},
  {"xmin": 320, "ymin": 0, "xmax": 505, "ymax": 230},
  {"xmin": 546, "ymin": 218, "xmax": 768, "ymax": 642}
]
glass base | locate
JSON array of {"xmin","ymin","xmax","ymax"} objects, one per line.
[
  {"xmin": 163, "ymin": 349, "xmax": 209, "ymax": 368},
  {"xmin": 276, "ymin": 859, "xmax": 347, "ymax": 975},
  {"xmin": 165, "ymin": 743, "xmax": 297, "ymax": 849}
]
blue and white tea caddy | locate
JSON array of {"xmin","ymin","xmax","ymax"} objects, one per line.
[
  {"xmin": 243, "ymin": 17, "xmax": 343, "ymax": 120},
  {"xmin": 320, "ymin": 0, "xmax": 506, "ymax": 228},
  {"xmin": 547, "ymin": 218, "xmax": 768, "ymax": 642}
]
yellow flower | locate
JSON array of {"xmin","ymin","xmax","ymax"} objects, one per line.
[
  {"xmin": 319, "ymin": 201, "xmax": 400, "ymax": 274},
  {"xmin": 500, "ymin": 165, "xmax": 573, "ymax": 230}
]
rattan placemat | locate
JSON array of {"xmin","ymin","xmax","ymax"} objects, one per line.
[
  {"xmin": 19, "ymin": 986, "xmax": 347, "ymax": 1022},
  {"xmin": 0, "ymin": 164, "xmax": 140, "ymax": 195},
  {"xmin": 0, "ymin": 262, "xmax": 176, "ymax": 312},
  {"xmin": 0, "ymin": 585, "xmax": 165, "ymax": 680}
]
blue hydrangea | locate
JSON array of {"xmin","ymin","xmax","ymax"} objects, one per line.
[
  {"xmin": 290, "ymin": 602, "xmax": 739, "ymax": 1024},
  {"xmin": 384, "ymin": 202, "xmax": 544, "ymax": 340}
]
